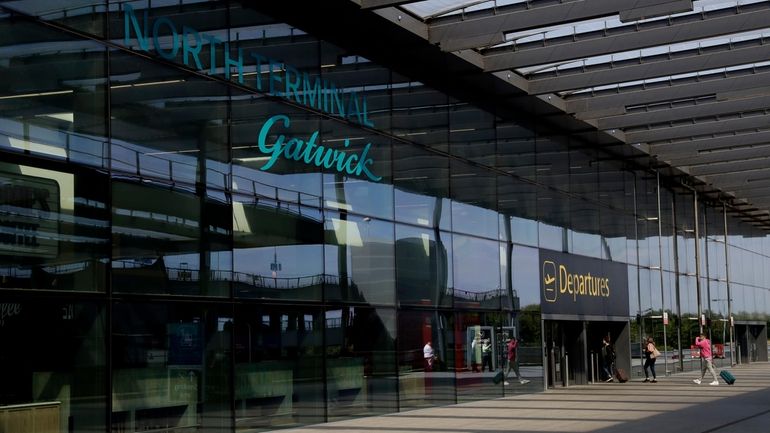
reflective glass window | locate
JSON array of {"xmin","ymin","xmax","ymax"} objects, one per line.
[
  {"xmin": 395, "ymin": 223, "xmax": 452, "ymax": 307},
  {"xmin": 0, "ymin": 18, "xmax": 107, "ymax": 168},
  {"xmin": 452, "ymin": 234, "xmax": 503, "ymax": 310},
  {"xmin": 233, "ymin": 304, "xmax": 324, "ymax": 428},
  {"xmin": 324, "ymin": 306, "xmax": 397, "ymax": 420},
  {"xmin": 0, "ymin": 298, "xmax": 105, "ymax": 432},
  {"xmin": 232, "ymin": 189, "xmax": 323, "ymax": 301},
  {"xmin": 112, "ymin": 301, "xmax": 232, "ymax": 432},
  {"xmin": 321, "ymin": 118, "xmax": 393, "ymax": 220},
  {"xmin": 0, "ymin": 161, "xmax": 109, "ymax": 292},
  {"xmin": 397, "ymin": 309, "xmax": 455, "ymax": 410},
  {"xmin": 450, "ymin": 161, "xmax": 497, "ymax": 239},
  {"xmin": 391, "ymin": 78, "xmax": 447, "ymax": 151},
  {"xmin": 324, "ymin": 212, "xmax": 395, "ymax": 306},
  {"xmin": 111, "ymin": 180, "xmax": 203, "ymax": 295},
  {"xmin": 393, "ymin": 142, "xmax": 450, "ymax": 231}
]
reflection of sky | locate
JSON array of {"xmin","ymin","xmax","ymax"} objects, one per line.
[{"xmin": 452, "ymin": 234, "xmax": 500, "ymax": 292}]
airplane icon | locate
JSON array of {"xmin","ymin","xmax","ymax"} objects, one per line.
[
  {"xmin": 544, "ymin": 275, "xmax": 555, "ymax": 285},
  {"xmin": 542, "ymin": 261, "xmax": 557, "ymax": 302}
]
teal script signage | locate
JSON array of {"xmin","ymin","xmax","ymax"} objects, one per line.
[
  {"xmin": 122, "ymin": 5, "xmax": 381, "ymax": 181},
  {"xmin": 259, "ymin": 115, "xmax": 381, "ymax": 181}
]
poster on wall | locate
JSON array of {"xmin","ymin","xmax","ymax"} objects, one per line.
[
  {"xmin": 0, "ymin": 170, "xmax": 59, "ymax": 258},
  {"xmin": 539, "ymin": 249, "xmax": 629, "ymax": 318}
]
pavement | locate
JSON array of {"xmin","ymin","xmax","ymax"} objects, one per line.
[{"xmin": 276, "ymin": 362, "xmax": 770, "ymax": 433}]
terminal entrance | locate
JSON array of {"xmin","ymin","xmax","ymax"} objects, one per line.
[{"xmin": 544, "ymin": 320, "xmax": 629, "ymax": 388}]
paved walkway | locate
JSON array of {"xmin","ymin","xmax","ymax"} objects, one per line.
[{"xmin": 278, "ymin": 362, "xmax": 770, "ymax": 433}]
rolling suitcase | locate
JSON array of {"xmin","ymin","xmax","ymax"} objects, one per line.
[
  {"xmin": 614, "ymin": 368, "xmax": 629, "ymax": 383},
  {"xmin": 493, "ymin": 370, "xmax": 505, "ymax": 384},
  {"xmin": 719, "ymin": 370, "xmax": 736, "ymax": 385}
]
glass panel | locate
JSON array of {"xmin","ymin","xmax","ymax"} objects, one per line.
[
  {"xmin": 232, "ymin": 189, "xmax": 323, "ymax": 301},
  {"xmin": 3, "ymin": 0, "xmax": 107, "ymax": 40},
  {"xmin": 391, "ymin": 78, "xmax": 447, "ymax": 152},
  {"xmin": 450, "ymin": 161, "xmax": 497, "ymax": 239},
  {"xmin": 0, "ymin": 298, "xmax": 105, "ymax": 432},
  {"xmin": 110, "ymin": 52, "xmax": 229, "ymax": 187},
  {"xmin": 497, "ymin": 120, "xmax": 536, "ymax": 182},
  {"xmin": 111, "ymin": 180, "xmax": 202, "ymax": 295},
  {"xmin": 452, "ymin": 234, "xmax": 502, "ymax": 310},
  {"xmin": 233, "ymin": 303, "xmax": 324, "ymax": 429},
  {"xmin": 397, "ymin": 309, "xmax": 455, "ymax": 411},
  {"xmin": 449, "ymin": 102, "xmax": 495, "ymax": 166},
  {"xmin": 395, "ymin": 223, "xmax": 452, "ymax": 307},
  {"xmin": 112, "ymin": 301, "xmax": 232, "ymax": 432},
  {"xmin": 0, "ymin": 18, "xmax": 107, "ymax": 168},
  {"xmin": 324, "ymin": 212, "xmax": 395, "ymax": 306},
  {"xmin": 0, "ymin": 162, "xmax": 109, "ymax": 292},
  {"xmin": 393, "ymin": 142, "xmax": 451, "ymax": 231},
  {"xmin": 321, "ymin": 120, "xmax": 393, "ymax": 219},
  {"xmin": 456, "ymin": 312, "xmax": 503, "ymax": 402},
  {"xmin": 324, "ymin": 306, "xmax": 397, "ymax": 421}
]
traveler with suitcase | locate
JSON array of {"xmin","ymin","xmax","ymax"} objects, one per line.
[{"xmin": 692, "ymin": 333, "xmax": 720, "ymax": 386}]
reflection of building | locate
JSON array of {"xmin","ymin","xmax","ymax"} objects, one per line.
[{"xmin": 1, "ymin": 1, "xmax": 770, "ymax": 431}]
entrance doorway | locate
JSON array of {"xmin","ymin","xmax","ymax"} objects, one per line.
[{"xmin": 544, "ymin": 320, "xmax": 630, "ymax": 387}]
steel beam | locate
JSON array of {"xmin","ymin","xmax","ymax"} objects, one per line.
[
  {"xmin": 650, "ymin": 130, "xmax": 770, "ymax": 156},
  {"xmin": 688, "ymin": 157, "xmax": 770, "ymax": 176},
  {"xmin": 594, "ymin": 95, "xmax": 770, "ymax": 129},
  {"xmin": 625, "ymin": 113, "xmax": 770, "ymax": 144},
  {"xmin": 430, "ymin": 0, "xmax": 686, "ymax": 52},
  {"xmin": 528, "ymin": 43, "xmax": 770, "ymax": 95},
  {"xmin": 360, "ymin": 0, "xmax": 420, "ymax": 9},
  {"xmin": 565, "ymin": 69, "xmax": 770, "ymax": 115},
  {"xmin": 666, "ymin": 143, "xmax": 770, "ymax": 167},
  {"xmin": 483, "ymin": 6, "xmax": 770, "ymax": 70}
]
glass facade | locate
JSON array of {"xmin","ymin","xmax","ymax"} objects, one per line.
[{"xmin": 0, "ymin": 1, "xmax": 768, "ymax": 432}]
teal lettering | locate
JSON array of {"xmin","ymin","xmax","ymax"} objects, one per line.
[
  {"xmin": 353, "ymin": 143, "xmax": 381, "ymax": 181},
  {"xmin": 152, "ymin": 17, "xmax": 179, "ymax": 60},
  {"xmin": 182, "ymin": 26, "xmax": 203, "ymax": 70},
  {"xmin": 347, "ymin": 90, "xmax": 363, "ymax": 125},
  {"xmin": 268, "ymin": 59, "xmax": 282, "ymax": 95},
  {"xmin": 249, "ymin": 53, "xmax": 266, "ymax": 91},
  {"xmin": 362, "ymin": 96, "xmax": 374, "ymax": 127},
  {"xmin": 301, "ymin": 131, "xmax": 320, "ymax": 163},
  {"xmin": 203, "ymin": 34, "xmax": 223, "ymax": 75},
  {"xmin": 124, "ymin": 4, "xmax": 149, "ymax": 51},
  {"xmin": 284, "ymin": 65, "xmax": 302, "ymax": 104},
  {"xmin": 302, "ymin": 73, "xmax": 323, "ymax": 110},
  {"xmin": 283, "ymin": 138, "xmax": 303, "ymax": 160},
  {"xmin": 224, "ymin": 42, "xmax": 244, "ymax": 84},
  {"xmin": 329, "ymin": 83, "xmax": 345, "ymax": 117},
  {"xmin": 257, "ymin": 115, "xmax": 290, "ymax": 171}
]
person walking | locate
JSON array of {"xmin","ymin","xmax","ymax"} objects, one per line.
[
  {"xmin": 601, "ymin": 335, "xmax": 615, "ymax": 382},
  {"xmin": 503, "ymin": 336, "xmax": 530, "ymax": 385},
  {"xmin": 481, "ymin": 338, "xmax": 493, "ymax": 372},
  {"xmin": 643, "ymin": 336, "xmax": 659, "ymax": 383},
  {"xmin": 423, "ymin": 341, "xmax": 436, "ymax": 372},
  {"xmin": 693, "ymin": 332, "xmax": 719, "ymax": 386}
]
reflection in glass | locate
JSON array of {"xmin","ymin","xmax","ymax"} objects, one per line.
[
  {"xmin": 112, "ymin": 301, "xmax": 231, "ymax": 432},
  {"xmin": 452, "ymin": 234, "xmax": 502, "ymax": 310},
  {"xmin": 112, "ymin": 180, "xmax": 202, "ymax": 295},
  {"xmin": 397, "ymin": 309, "xmax": 455, "ymax": 410},
  {"xmin": 234, "ymin": 304, "xmax": 324, "ymax": 430},
  {"xmin": 0, "ymin": 18, "xmax": 107, "ymax": 167},
  {"xmin": 396, "ymin": 224, "xmax": 452, "ymax": 307},
  {"xmin": 0, "ymin": 299, "xmax": 105, "ymax": 432},
  {"xmin": 233, "ymin": 192, "xmax": 323, "ymax": 301},
  {"xmin": 324, "ymin": 213, "xmax": 395, "ymax": 305},
  {"xmin": 0, "ymin": 162, "xmax": 109, "ymax": 292},
  {"xmin": 325, "ymin": 307, "xmax": 397, "ymax": 421}
]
